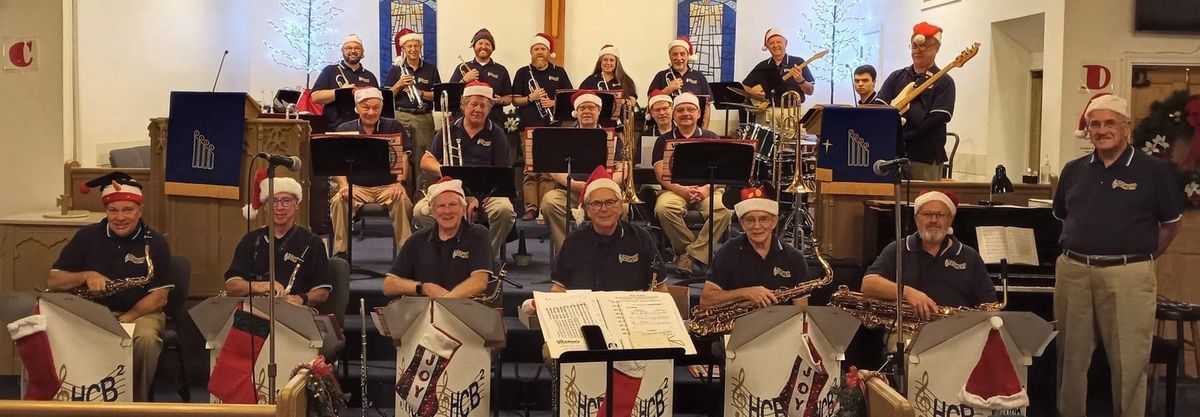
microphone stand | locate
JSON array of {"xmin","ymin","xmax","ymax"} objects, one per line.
[
  {"xmin": 265, "ymin": 161, "xmax": 280, "ymax": 404},
  {"xmin": 890, "ymin": 161, "xmax": 910, "ymax": 395}
]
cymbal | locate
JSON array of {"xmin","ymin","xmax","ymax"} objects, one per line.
[{"xmin": 718, "ymin": 102, "xmax": 767, "ymax": 113}]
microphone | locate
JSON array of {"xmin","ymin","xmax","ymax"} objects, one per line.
[
  {"xmin": 872, "ymin": 157, "xmax": 909, "ymax": 176},
  {"xmin": 211, "ymin": 50, "xmax": 229, "ymax": 92},
  {"xmin": 256, "ymin": 153, "xmax": 302, "ymax": 171}
]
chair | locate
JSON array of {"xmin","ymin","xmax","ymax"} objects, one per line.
[
  {"xmin": 108, "ymin": 145, "xmax": 152, "ymax": 168},
  {"xmin": 1148, "ymin": 298, "xmax": 1200, "ymax": 416},
  {"xmin": 149, "ymin": 255, "xmax": 190, "ymax": 402},
  {"xmin": 941, "ymin": 132, "xmax": 960, "ymax": 179},
  {"xmin": 319, "ymin": 257, "xmax": 350, "ymax": 329}
]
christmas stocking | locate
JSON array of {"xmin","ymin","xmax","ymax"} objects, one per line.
[
  {"xmin": 7, "ymin": 314, "xmax": 61, "ymax": 400},
  {"xmin": 776, "ymin": 323, "xmax": 830, "ymax": 417},
  {"xmin": 209, "ymin": 309, "xmax": 269, "ymax": 404},
  {"xmin": 396, "ymin": 325, "xmax": 461, "ymax": 417},
  {"xmin": 597, "ymin": 360, "xmax": 645, "ymax": 417}
]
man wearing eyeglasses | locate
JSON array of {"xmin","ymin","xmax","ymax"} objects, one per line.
[
  {"xmin": 312, "ymin": 33, "xmax": 381, "ymax": 129},
  {"xmin": 1053, "ymin": 94, "xmax": 1182, "ymax": 417},
  {"xmin": 699, "ymin": 187, "xmax": 808, "ymax": 308},
  {"xmin": 877, "ymin": 22, "xmax": 956, "ymax": 180},
  {"xmin": 859, "ymin": 190, "xmax": 995, "ymax": 320}
]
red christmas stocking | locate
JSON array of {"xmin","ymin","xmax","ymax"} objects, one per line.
[
  {"xmin": 597, "ymin": 360, "xmax": 645, "ymax": 417},
  {"xmin": 396, "ymin": 325, "xmax": 461, "ymax": 417},
  {"xmin": 209, "ymin": 309, "xmax": 269, "ymax": 404},
  {"xmin": 6, "ymin": 314, "xmax": 61, "ymax": 400}
]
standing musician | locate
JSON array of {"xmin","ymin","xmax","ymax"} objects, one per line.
[
  {"xmin": 449, "ymin": 28, "xmax": 514, "ymax": 127},
  {"xmin": 48, "ymin": 172, "xmax": 174, "ymax": 402},
  {"xmin": 329, "ymin": 87, "xmax": 414, "ymax": 257},
  {"xmin": 383, "ymin": 177, "xmax": 490, "ymax": 299},
  {"xmin": 416, "ymin": 81, "xmax": 515, "ymax": 262},
  {"xmin": 650, "ymin": 93, "xmax": 729, "ymax": 275},
  {"xmin": 539, "ymin": 90, "xmax": 628, "ymax": 253},
  {"xmin": 386, "ymin": 28, "xmax": 442, "ymax": 193},
  {"xmin": 741, "ymin": 27, "xmax": 816, "ymax": 123},
  {"xmin": 226, "ymin": 171, "xmax": 331, "ymax": 308},
  {"xmin": 513, "ymin": 32, "xmax": 573, "ymax": 220},
  {"xmin": 698, "ymin": 187, "xmax": 807, "ymax": 307},
  {"xmin": 853, "ymin": 65, "xmax": 887, "ymax": 106},
  {"xmin": 1053, "ymin": 94, "xmax": 1182, "ymax": 417},
  {"xmin": 860, "ymin": 191, "xmax": 995, "ymax": 320},
  {"xmin": 312, "ymin": 33, "xmax": 380, "ymax": 129},
  {"xmin": 641, "ymin": 89, "xmax": 675, "ymax": 137},
  {"xmin": 877, "ymin": 22, "xmax": 956, "ymax": 180},
  {"xmin": 578, "ymin": 44, "xmax": 639, "ymax": 101},
  {"xmin": 648, "ymin": 37, "xmax": 714, "ymax": 128},
  {"xmin": 551, "ymin": 166, "xmax": 666, "ymax": 292}
]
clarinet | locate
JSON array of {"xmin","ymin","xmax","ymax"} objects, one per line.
[{"xmin": 360, "ymin": 298, "xmax": 370, "ymax": 417}]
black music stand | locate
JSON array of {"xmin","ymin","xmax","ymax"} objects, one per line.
[
  {"xmin": 557, "ymin": 330, "xmax": 686, "ymax": 417},
  {"xmin": 553, "ymin": 90, "xmax": 617, "ymax": 122},
  {"xmin": 334, "ymin": 88, "xmax": 397, "ymax": 120},
  {"xmin": 711, "ymin": 82, "xmax": 747, "ymax": 134},
  {"xmin": 432, "ymin": 82, "xmax": 466, "ymax": 112},
  {"xmin": 310, "ymin": 135, "xmax": 399, "ymax": 279},
  {"xmin": 529, "ymin": 128, "xmax": 610, "ymax": 236},
  {"xmin": 670, "ymin": 140, "xmax": 755, "ymax": 269}
]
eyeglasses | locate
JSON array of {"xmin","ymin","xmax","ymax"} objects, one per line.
[
  {"xmin": 1087, "ymin": 119, "xmax": 1126, "ymax": 130},
  {"xmin": 343, "ymin": 46, "xmax": 363, "ymax": 52},
  {"xmin": 587, "ymin": 199, "xmax": 621, "ymax": 210},
  {"xmin": 916, "ymin": 211, "xmax": 950, "ymax": 220},
  {"xmin": 741, "ymin": 215, "xmax": 776, "ymax": 226},
  {"xmin": 910, "ymin": 42, "xmax": 939, "ymax": 51},
  {"xmin": 270, "ymin": 197, "xmax": 297, "ymax": 206}
]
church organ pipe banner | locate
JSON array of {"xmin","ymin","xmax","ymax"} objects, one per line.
[{"xmin": 164, "ymin": 92, "xmax": 248, "ymax": 199}]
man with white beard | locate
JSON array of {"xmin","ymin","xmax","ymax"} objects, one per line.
[{"xmin": 860, "ymin": 190, "xmax": 996, "ymax": 320}]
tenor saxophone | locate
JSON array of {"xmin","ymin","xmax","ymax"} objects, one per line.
[
  {"xmin": 829, "ymin": 283, "xmax": 1007, "ymax": 337},
  {"xmin": 67, "ymin": 240, "xmax": 154, "ymax": 300},
  {"xmin": 686, "ymin": 239, "xmax": 834, "ymax": 337}
]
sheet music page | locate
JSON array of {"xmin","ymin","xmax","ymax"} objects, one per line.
[
  {"xmin": 975, "ymin": 226, "xmax": 1008, "ymax": 264},
  {"xmin": 598, "ymin": 291, "xmax": 697, "ymax": 355},
  {"xmin": 975, "ymin": 226, "xmax": 1038, "ymax": 265},
  {"xmin": 533, "ymin": 291, "xmax": 616, "ymax": 358}
]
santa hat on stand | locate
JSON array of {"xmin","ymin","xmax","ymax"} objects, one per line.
[
  {"xmin": 668, "ymin": 37, "xmax": 700, "ymax": 62},
  {"xmin": 958, "ymin": 317, "xmax": 1030, "ymax": 410},
  {"xmin": 530, "ymin": 32, "xmax": 557, "ymax": 58},
  {"xmin": 1073, "ymin": 92, "xmax": 1129, "ymax": 138},
  {"xmin": 762, "ymin": 28, "xmax": 786, "ymax": 51},
  {"xmin": 242, "ymin": 168, "xmax": 304, "ymax": 219},
  {"xmin": 80, "ymin": 171, "xmax": 144, "ymax": 206}
]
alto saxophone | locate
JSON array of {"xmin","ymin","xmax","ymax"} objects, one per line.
[
  {"xmin": 829, "ymin": 283, "xmax": 1007, "ymax": 337},
  {"xmin": 686, "ymin": 238, "xmax": 834, "ymax": 337},
  {"xmin": 67, "ymin": 240, "xmax": 154, "ymax": 300}
]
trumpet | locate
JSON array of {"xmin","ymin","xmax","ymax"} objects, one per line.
[
  {"xmin": 397, "ymin": 62, "xmax": 423, "ymax": 110},
  {"xmin": 456, "ymin": 55, "xmax": 473, "ymax": 79},
  {"xmin": 440, "ymin": 90, "xmax": 463, "ymax": 166},
  {"xmin": 665, "ymin": 70, "xmax": 679, "ymax": 97},
  {"xmin": 526, "ymin": 70, "xmax": 556, "ymax": 123}
]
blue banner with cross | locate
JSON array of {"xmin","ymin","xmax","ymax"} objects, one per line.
[{"xmin": 164, "ymin": 91, "xmax": 247, "ymax": 199}]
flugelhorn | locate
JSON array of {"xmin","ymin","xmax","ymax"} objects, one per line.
[
  {"xmin": 397, "ymin": 62, "xmax": 423, "ymax": 110},
  {"xmin": 665, "ymin": 70, "xmax": 679, "ymax": 97},
  {"xmin": 456, "ymin": 55, "xmax": 473, "ymax": 79}
]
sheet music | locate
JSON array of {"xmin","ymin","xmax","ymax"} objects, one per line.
[
  {"xmin": 975, "ymin": 226, "xmax": 1039, "ymax": 266},
  {"xmin": 534, "ymin": 291, "xmax": 616, "ymax": 358},
  {"xmin": 534, "ymin": 291, "xmax": 697, "ymax": 358}
]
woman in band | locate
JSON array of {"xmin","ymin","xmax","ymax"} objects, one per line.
[{"xmin": 577, "ymin": 44, "xmax": 638, "ymax": 99}]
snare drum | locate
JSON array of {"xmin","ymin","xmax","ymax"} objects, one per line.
[{"xmin": 737, "ymin": 123, "xmax": 780, "ymax": 163}]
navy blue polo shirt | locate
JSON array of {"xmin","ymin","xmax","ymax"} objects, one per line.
[
  {"xmin": 429, "ymin": 118, "xmax": 510, "ymax": 167},
  {"xmin": 647, "ymin": 67, "xmax": 712, "ymax": 97},
  {"xmin": 512, "ymin": 63, "xmax": 573, "ymax": 128},
  {"xmin": 857, "ymin": 91, "xmax": 887, "ymax": 107},
  {"xmin": 741, "ymin": 55, "xmax": 816, "ymax": 103},
  {"xmin": 876, "ymin": 65, "xmax": 955, "ymax": 164},
  {"xmin": 707, "ymin": 234, "xmax": 809, "ymax": 292},
  {"xmin": 449, "ymin": 59, "xmax": 513, "ymax": 125},
  {"xmin": 389, "ymin": 221, "xmax": 492, "ymax": 290},
  {"xmin": 552, "ymin": 221, "xmax": 665, "ymax": 291},
  {"xmin": 865, "ymin": 233, "xmax": 996, "ymax": 308},
  {"xmin": 336, "ymin": 118, "xmax": 410, "ymax": 187},
  {"xmin": 579, "ymin": 73, "xmax": 633, "ymax": 97},
  {"xmin": 1053, "ymin": 145, "xmax": 1184, "ymax": 255},
  {"xmin": 224, "ymin": 225, "xmax": 331, "ymax": 296},
  {"xmin": 52, "ymin": 220, "xmax": 174, "ymax": 313},
  {"xmin": 313, "ymin": 61, "xmax": 380, "ymax": 127},
  {"xmin": 650, "ymin": 127, "xmax": 721, "ymax": 166},
  {"xmin": 384, "ymin": 59, "xmax": 442, "ymax": 113}
]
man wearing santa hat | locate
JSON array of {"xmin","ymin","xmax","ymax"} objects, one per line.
[
  {"xmin": 742, "ymin": 27, "xmax": 816, "ymax": 114},
  {"xmin": 699, "ymin": 186, "xmax": 807, "ymax": 308},
  {"xmin": 312, "ymin": 33, "xmax": 381, "ymax": 129},
  {"xmin": 225, "ymin": 170, "xmax": 330, "ymax": 308},
  {"xmin": 513, "ymin": 32, "xmax": 573, "ymax": 220},
  {"xmin": 386, "ymin": 28, "xmax": 442, "ymax": 193},
  {"xmin": 860, "ymin": 190, "xmax": 995, "ymax": 321},
  {"xmin": 877, "ymin": 22, "xmax": 956, "ymax": 180},
  {"xmin": 450, "ymin": 28, "xmax": 514, "ymax": 126},
  {"xmin": 539, "ymin": 90, "xmax": 629, "ymax": 253},
  {"xmin": 1053, "ymin": 93, "xmax": 1183, "ymax": 417},
  {"xmin": 47, "ymin": 172, "xmax": 174, "ymax": 402},
  {"xmin": 384, "ymin": 177, "xmax": 490, "ymax": 299},
  {"xmin": 647, "ymin": 37, "xmax": 714, "ymax": 128},
  {"xmin": 641, "ymin": 89, "xmax": 675, "ymax": 138},
  {"xmin": 329, "ymin": 87, "xmax": 415, "ymax": 258},
  {"xmin": 416, "ymin": 81, "xmax": 515, "ymax": 262}
]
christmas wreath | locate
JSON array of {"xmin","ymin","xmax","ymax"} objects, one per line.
[{"xmin": 1132, "ymin": 90, "xmax": 1200, "ymax": 208}]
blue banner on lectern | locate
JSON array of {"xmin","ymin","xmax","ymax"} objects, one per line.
[
  {"xmin": 164, "ymin": 92, "xmax": 246, "ymax": 199},
  {"xmin": 815, "ymin": 106, "xmax": 901, "ymax": 189}
]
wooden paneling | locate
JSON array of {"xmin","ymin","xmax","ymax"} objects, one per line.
[{"xmin": 1155, "ymin": 211, "xmax": 1200, "ymax": 377}]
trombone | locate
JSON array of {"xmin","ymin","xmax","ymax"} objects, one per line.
[
  {"xmin": 526, "ymin": 69, "xmax": 556, "ymax": 123},
  {"xmin": 440, "ymin": 90, "xmax": 463, "ymax": 166},
  {"xmin": 778, "ymin": 91, "xmax": 813, "ymax": 194}
]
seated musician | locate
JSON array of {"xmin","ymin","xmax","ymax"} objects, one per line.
[
  {"xmin": 551, "ymin": 166, "xmax": 666, "ymax": 292},
  {"xmin": 330, "ymin": 87, "xmax": 414, "ymax": 257},
  {"xmin": 540, "ymin": 90, "xmax": 627, "ymax": 253},
  {"xmin": 225, "ymin": 171, "xmax": 331, "ymax": 307},
  {"xmin": 641, "ymin": 89, "xmax": 674, "ymax": 138},
  {"xmin": 650, "ymin": 92, "xmax": 729, "ymax": 275},
  {"xmin": 47, "ymin": 172, "xmax": 174, "ymax": 402},
  {"xmin": 699, "ymin": 187, "xmax": 808, "ymax": 308},
  {"xmin": 415, "ymin": 81, "xmax": 515, "ymax": 262},
  {"xmin": 384, "ymin": 177, "xmax": 490, "ymax": 299},
  {"xmin": 860, "ymin": 191, "xmax": 996, "ymax": 320}
]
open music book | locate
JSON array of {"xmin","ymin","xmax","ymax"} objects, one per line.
[
  {"xmin": 974, "ymin": 226, "xmax": 1039, "ymax": 266},
  {"xmin": 533, "ymin": 290, "xmax": 697, "ymax": 359}
]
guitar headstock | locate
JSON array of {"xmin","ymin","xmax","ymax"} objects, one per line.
[
  {"xmin": 950, "ymin": 42, "xmax": 981, "ymax": 69},
  {"xmin": 809, "ymin": 49, "xmax": 830, "ymax": 62}
]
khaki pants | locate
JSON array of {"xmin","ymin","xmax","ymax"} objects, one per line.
[
  {"xmin": 522, "ymin": 173, "xmax": 556, "ymax": 213},
  {"xmin": 329, "ymin": 185, "xmax": 414, "ymax": 254},
  {"xmin": 905, "ymin": 161, "xmax": 942, "ymax": 181},
  {"xmin": 653, "ymin": 189, "xmax": 730, "ymax": 265},
  {"xmin": 394, "ymin": 111, "xmax": 436, "ymax": 193},
  {"xmin": 125, "ymin": 311, "xmax": 164, "ymax": 402},
  {"xmin": 414, "ymin": 196, "xmax": 514, "ymax": 260},
  {"xmin": 1055, "ymin": 255, "xmax": 1157, "ymax": 417}
]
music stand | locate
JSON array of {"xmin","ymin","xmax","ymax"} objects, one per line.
[
  {"xmin": 433, "ymin": 82, "xmax": 466, "ymax": 112},
  {"xmin": 557, "ymin": 334, "xmax": 686, "ymax": 417},
  {"xmin": 553, "ymin": 89, "xmax": 617, "ymax": 122},
  {"xmin": 710, "ymin": 82, "xmax": 748, "ymax": 135},
  {"xmin": 310, "ymin": 135, "xmax": 401, "ymax": 279},
  {"xmin": 529, "ymin": 128, "xmax": 610, "ymax": 235},
  {"xmin": 670, "ymin": 140, "xmax": 755, "ymax": 269}
]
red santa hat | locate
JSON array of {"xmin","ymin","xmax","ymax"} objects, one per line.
[
  {"xmin": 762, "ymin": 27, "xmax": 786, "ymax": 51},
  {"xmin": 462, "ymin": 80, "xmax": 494, "ymax": 100},
  {"xmin": 353, "ymin": 87, "xmax": 383, "ymax": 104},
  {"xmin": 421, "ymin": 176, "xmax": 467, "ymax": 215},
  {"xmin": 911, "ymin": 22, "xmax": 942, "ymax": 46},
  {"xmin": 394, "ymin": 28, "xmax": 422, "ymax": 55},
  {"xmin": 599, "ymin": 44, "xmax": 620, "ymax": 58},
  {"xmin": 673, "ymin": 92, "xmax": 700, "ymax": 110},
  {"xmin": 242, "ymin": 168, "xmax": 304, "ymax": 219},
  {"xmin": 913, "ymin": 190, "xmax": 958, "ymax": 217},
  {"xmin": 959, "ymin": 317, "xmax": 1030, "ymax": 410},
  {"xmin": 734, "ymin": 185, "xmax": 778, "ymax": 217},
  {"xmin": 668, "ymin": 37, "xmax": 700, "ymax": 61},
  {"xmin": 530, "ymin": 32, "xmax": 557, "ymax": 58},
  {"xmin": 647, "ymin": 89, "xmax": 672, "ymax": 109},
  {"xmin": 580, "ymin": 165, "xmax": 622, "ymax": 204},
  {"xmin": 79, "ymin": 171, "xmax": 144, "ymax": 206},
  {"xmin": 1074, "ymin": 93, "xmax": 1129, "ymax": 138},
  {"xmin": 343, "ymin": 33, "xmax": 364, "ymax": 48},
  {"xmin": 572, "ymin": 90, "xmax": 602, "ymax": 118}
]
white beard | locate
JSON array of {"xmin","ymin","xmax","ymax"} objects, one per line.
[{"xmin": 919, "ymin": 229, "xmax": 946, "ymax": 244}]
